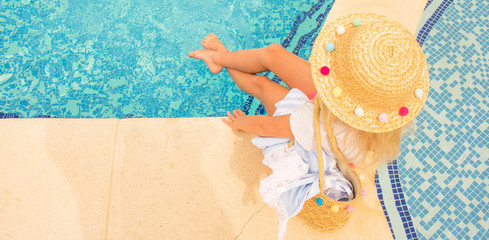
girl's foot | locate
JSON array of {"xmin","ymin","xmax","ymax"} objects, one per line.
[
  {"xmin": 201, "ymin": 33, "xmax": 229, "ymax": 53},
  {"xmin": 188, "ymin": 50, "xmax": 223, "ymax": 74}
]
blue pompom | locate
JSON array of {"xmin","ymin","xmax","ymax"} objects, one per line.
[
  {"xmin": 316, "ymin": 198, "xmax": 323, "ymax": 206},
  {"xmin": 325, "ymin": 43, "xmax": 335, "ymax": 52}
]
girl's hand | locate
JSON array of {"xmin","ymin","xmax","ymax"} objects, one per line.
[
  {"xmin": 222, "ymin": 109, "xmax": 247, "ymax": 131},
  {"xmin": 222, "ymin": 110, "xmax": 293, "ymax": 138}
]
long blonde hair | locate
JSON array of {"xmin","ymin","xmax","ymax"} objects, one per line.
[{"xmin": 317, "ymin": 99, "xmax": 404, "ymax": 164}]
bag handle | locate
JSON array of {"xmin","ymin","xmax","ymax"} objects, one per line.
[
  {"xmin": 313, "ymin": 97, "xmax": 326, "ymax": 194},
  {"xmin": 288, "ymin": 97, "xmax": 358, "ymax": 197},
  {"xmin": 313, "ymin": 97, "xmax": 352, "ymax": 195}
]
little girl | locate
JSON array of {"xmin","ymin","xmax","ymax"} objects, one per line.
[{"xmin": 189, "ymin": 13, "xmax": 429, "ymax": 239}]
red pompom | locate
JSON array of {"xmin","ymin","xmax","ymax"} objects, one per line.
[
  {"xmin": 399, "ymin": 107, "xmax": 409, "ymax": 116},
  {"xmin": 320, "ymin": 66, "xmax": 330, "ymax": 75}
]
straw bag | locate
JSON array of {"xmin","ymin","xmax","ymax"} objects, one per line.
[{"xmin": 297, "ymin": 97, "xmax": 363, "ymax": 232}]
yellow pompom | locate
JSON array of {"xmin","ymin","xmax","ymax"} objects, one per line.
[
  {"xmin": 332, "ymin": 86, "xmax": 342, "ymax": 97},
  {"xmin": 331, "ymin": 205, "xmax": 339, "ymax": 212}
]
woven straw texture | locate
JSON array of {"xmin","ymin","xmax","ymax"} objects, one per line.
[
  {"xmin": 309, "ymin": 13, "xmax": 430, "ymax": 133},
  {"xmin": 298, "ymin": 159, "xmax": 362, "ymax": 232}
]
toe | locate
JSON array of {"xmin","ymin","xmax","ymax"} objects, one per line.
[
  {"xmin": 189, "ymin": 50, "xmax": 202, "ymax": 59},
  {"xmin": 201, "ymin": 40, "xmax": 207, "ymax": 48}
]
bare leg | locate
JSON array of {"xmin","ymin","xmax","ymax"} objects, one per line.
[
  {"xmin": 189, "ymin": 40, "xmax": 316, "ymax": 97},
  {"xmin": 197, "ymin": 34, "xmax": 289, "ymax": 116}
]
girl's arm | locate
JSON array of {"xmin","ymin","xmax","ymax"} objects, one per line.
[{"xmin": 222, "ymin": 109, "xmax": 293, "ymax": 138}]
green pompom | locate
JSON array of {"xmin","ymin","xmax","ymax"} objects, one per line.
[{"xmin": 353, "ymin": 19, "xmax": 362, "ymax": 27}]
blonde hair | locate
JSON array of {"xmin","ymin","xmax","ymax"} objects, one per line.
[{"xmin": 317, "ymin": 99, "xmax": 404, "ymax": 164}]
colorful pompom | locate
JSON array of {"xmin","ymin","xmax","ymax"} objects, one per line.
[
  {"xmin": 399, "ymin": 107, "xmax": 409, "ymax": 116},
  {"xmin": 332, "ymin": 86, "xmax": 342, "ymax": 97},
  {"xmin": 316, "ymin": 198, "xmax": 323, "ymax": 206},
  {"xmin": 378, "ymin": 113, "xmax": 388, "ymax": 123},
  {"xmin": 353, "ymin": 19, "xmax": 362, "ymax": 27},
  {"xmin": 354, "ymin": 107, "xmax": 364, "ymax": 117},
  {"xmin": 331, "ymin": 205, "xmax": 339, "ymax": 212},
  {"xmin": 336, "ymin": 26, "xmax": 346, "ymax": 35},
  {"xmin": 320, "ymin": 66, "xmax": 330, "ymax": 75},
  {"xmin": 326, "ymin": 43, "xmax": 335, "ymax": 52},
  {"xmin": 415, "ymin": 88, "xmax": 424, "ymax": 98}
]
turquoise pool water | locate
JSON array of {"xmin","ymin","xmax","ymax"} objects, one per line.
[{"xmin": 0, "ymin": 0, "xmax": 319, "ymax": 118}]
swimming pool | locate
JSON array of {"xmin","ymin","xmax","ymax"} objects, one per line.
[
  {"xmin": 1, "ymin": 0, "xmax": 488, "ymax": 239},
  {"xmin": 0, "ymin": 0, "xmax": 321, "ymax": 118}
]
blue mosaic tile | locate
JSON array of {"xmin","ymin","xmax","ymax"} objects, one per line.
[
  {"xmin": 416, "ymin": 0, "xmax": 454, "ymax": 47},
  {"xmin": 400, "ymin": 0, "xmax": 489, "ymax": 239},
  {"xmin": 389, "ymin": 160, "xmax": 419, "ymax": 239},
  {"xmin": 376, "ymin": 171, "xmax": 396, "ymax": 238},
  {"xmin": 424, "ymin": 0, "xmax": 434, "ymax": 10}
]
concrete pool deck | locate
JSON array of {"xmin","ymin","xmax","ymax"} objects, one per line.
[
  {"xmin": 0, "ymin": 118, "xmax": 392, "ymax": 239},
  {"xmin": 0, "ymin": 0, "xmax": 428, "ymax": 239}
]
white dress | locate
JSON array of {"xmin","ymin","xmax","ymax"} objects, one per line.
[{"xmin": 252, "ymin": 88, "xmax": 363, "ymax": 240}]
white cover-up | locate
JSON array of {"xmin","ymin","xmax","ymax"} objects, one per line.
[{"xmin": 252, "ymin": 88, "xmax": 355, "ymax": 240}]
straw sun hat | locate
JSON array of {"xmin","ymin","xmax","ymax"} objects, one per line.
[{"xmin": 309, "ymin": 13, "xmax": 430, "ymax": 133}]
